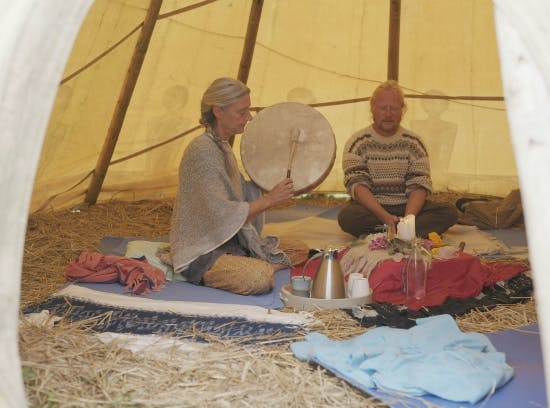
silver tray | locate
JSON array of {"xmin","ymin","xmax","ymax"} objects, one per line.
[{"xmin": 279, "ymin": 284, "xmax": 371, "ymax": 311}]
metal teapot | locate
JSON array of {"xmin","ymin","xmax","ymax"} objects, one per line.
[{"xmin": 304, "ymin": 247, "xmax": 346, "ymax": 299}]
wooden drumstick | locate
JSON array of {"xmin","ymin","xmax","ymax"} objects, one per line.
[{"xmin": 286, "ymin": 128, "xmax": 304, "ymax": 178}]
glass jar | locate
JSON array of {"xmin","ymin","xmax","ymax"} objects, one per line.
[{"xmin": 404, "ymin": 238, "xmax": 429, "ymax": 300}]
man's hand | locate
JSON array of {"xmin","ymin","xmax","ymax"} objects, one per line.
[{"xmin": 354, "ymin": 184, "xmax": 399, "ymax": 226}]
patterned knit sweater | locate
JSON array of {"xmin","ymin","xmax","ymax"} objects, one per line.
[{"xmin": 342, "ymin": 125, "xmax": 432, "ymax": 205}]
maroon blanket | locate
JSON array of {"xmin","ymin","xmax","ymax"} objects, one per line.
[
  {"xmin": 293, "ymin": 251, "xmax": 528, "ymax": 311},
  {"xmin": 65, "ymin": 252, "xmax": 167, "ymax": 295}
]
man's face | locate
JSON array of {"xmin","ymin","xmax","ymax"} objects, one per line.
[
  {"xmin": 215, "ymin": 93, "xmax": 253, "ymax": 139},
  {"xmin": 371, "ymin": 89, "xmax": 403, "ymax": 136}
]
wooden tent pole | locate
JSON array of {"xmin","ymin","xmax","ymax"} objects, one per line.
[
  {"xmin": 387, "ymin": 0, "xmax": 401, "ymax": 80},
  {"xmin": 231, "ymin": 0, "xmax": 264, "ymax": 146},
  {"xmin": 238, "ymin": 0, "xmax": 264, "ymax": 84},
  {"xmin": 85, "ymin": 0, "xmax": 163, "ymax": 204}
]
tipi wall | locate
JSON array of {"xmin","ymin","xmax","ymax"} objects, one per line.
[
  {"xmin": 2, "ymin": 1, "xmax": 549, "ymax": 406},
  {"xmin": 31, "ymin": 0, "xmax": 516, "ymax": 213}
]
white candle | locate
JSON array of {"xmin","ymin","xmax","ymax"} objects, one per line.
[{"xmin": 397, "ymin": 214, "xmax": 416, "ymax": 241}]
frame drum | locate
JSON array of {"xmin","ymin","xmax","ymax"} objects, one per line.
[{"xmin": 240, "ymin": 102, "xmax": 336, "ymax": 194}]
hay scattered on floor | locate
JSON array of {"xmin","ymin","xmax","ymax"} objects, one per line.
[
  {"xmin": 456, "ymin": 298, "xmax": 538, "ymax": 333},
  {"xmin": 21, "ymin": 196, "xmax": 536, "ymax": 407},
  {"xmin": 19, "ymin": 313, "xmax": 386, "ymax": 408},
  {"xmin": 20, "ymin": 300, "xmax": 537, "ymax": 408},
  {"xmin": 291, "ymin": 190, "xmax": 502, "ymax": 209},
  {"xmin": 22, "ymin": 199, "xmax": 173, "ymax": 308}
]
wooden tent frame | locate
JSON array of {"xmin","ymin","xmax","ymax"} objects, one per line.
[
  {"xmin": 2, "ymin": 1, "xmax": 550, "ymax": 406},
  {"xmin": 85, "ymin": 0, "xmax": 163, "ymax": 204},
  {"xmin": 84, "ymin": 0, "xmax": 403, "ymax": 202},
  {"xmin": 76, "ymin": 0, "xmax": 505, "ymax": 205}
]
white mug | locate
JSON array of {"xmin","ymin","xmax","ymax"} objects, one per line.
[
  {"xmin": 349, "ymin": 277, "xmax": 370, "ymax": 298},
  {"xmin": 291, "ymin": 276, "xmax": 311, "ymax": 297},
  {"xmin": 347, "ymin": 273, "xmax": 365, "ymax": 298}
]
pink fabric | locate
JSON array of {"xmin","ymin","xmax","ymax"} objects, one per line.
[
  {"xmin": 292, "ymin": 251, "xmax": 528, "ymax": 311},
  {"xmin": 65, "ymin": 252, "xmax": 166, "ymax": 295}
]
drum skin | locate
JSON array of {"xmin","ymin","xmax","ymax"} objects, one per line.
[{"xmin": 240, "ymin": 102, "xmax": 336, "ymax": 194}]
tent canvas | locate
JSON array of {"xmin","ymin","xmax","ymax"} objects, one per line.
[
  {"xmin": 31, "ymin": 0, "xmax": 516, "ymax": 213},
  {"xmin": 2, "ymin": 0, "xmax": 550, "ymax": 406}
]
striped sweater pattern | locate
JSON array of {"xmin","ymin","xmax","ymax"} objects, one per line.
[{"xmin": 342, "ymin": 125, "xmax": 432, "ymax": 206}]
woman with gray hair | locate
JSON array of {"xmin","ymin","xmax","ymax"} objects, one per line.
[{"xmin": 170, "ymin": 77, "xmax": 298, "ymax": 295}]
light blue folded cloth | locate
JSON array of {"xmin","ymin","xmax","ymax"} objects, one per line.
[{"xmin": 290, "ymin": 314, "xmax": 513, "ymax": 404}]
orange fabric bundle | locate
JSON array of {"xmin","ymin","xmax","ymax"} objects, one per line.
[{"xmin": 65, "ymin": 252, "xmax": 166, "ymax": 295}]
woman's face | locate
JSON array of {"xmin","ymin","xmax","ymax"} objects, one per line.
[{"xmin": 214, "ymin": 93, "xmax": 253, "ymax": 140}]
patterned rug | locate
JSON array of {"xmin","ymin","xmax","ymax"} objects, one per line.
[{"xmin": 22, "ymin": 285, "xmax": 312, "ymax": 344}]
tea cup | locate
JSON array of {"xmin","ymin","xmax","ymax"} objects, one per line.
[
  {"xmin": 291, "ymin": 276, "xmax": 311, "ymax": 297},
  {"xmin": 347, "ymin": 272, "xmax": 364, "ymax": 297},
  {"xmin": 349, "ymin": 277, "xmax": 370, "ymax": 298}
]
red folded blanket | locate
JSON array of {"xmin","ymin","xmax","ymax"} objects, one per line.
[
  {"xmin": 293, "ymin": 251, "xmax": 528, "ymax": 311},
  {"xmin": 65, "ymin": 252, "xmax": 167, "ymax": 295}
]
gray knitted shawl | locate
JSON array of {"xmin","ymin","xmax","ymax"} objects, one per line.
[{"xmin": 170, "ymin": 132, "xmax": 289, "ymax": 274}]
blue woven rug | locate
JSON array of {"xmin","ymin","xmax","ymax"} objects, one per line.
[{"xmin": 23, "ymin": 290, "xmax": 308, "ymax": 344}]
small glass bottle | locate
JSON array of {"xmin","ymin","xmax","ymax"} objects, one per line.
[{"xmin": 405, "ymin": 238, "xmax": 428, "ymax": 300}]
